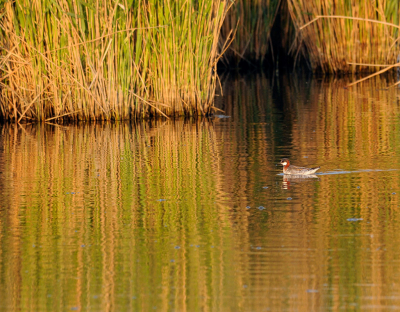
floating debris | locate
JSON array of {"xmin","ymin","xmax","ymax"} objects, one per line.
[
  {"xmin": 347, "ymin": 218, "xmax": 363, "ymax": 222},
  {"xmin": 214, "ymin": 115, "xmax": 231, "ymax": 119}
]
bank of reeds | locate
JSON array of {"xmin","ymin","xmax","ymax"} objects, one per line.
[
  {"xmin": 287, "ymin": 0, "xmax": 400, "ymax": 73},
  {"xmin": 0, "ymin": 0, "xmax": 229, "ymax": 121},
  {"xmin": 220, "ymin": 0, "xmax": 281, "ymax": 67}
]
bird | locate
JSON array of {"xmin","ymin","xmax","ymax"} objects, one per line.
[{"xmin": 279, "ymin": 158, "xmax": 320, "ymax": 175}]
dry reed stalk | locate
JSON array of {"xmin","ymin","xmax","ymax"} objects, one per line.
[
  {"xmin": 287, "ymin": 0, "xmax": 400, "ymax": 73},
  {"xmin": 0, "ymin": 0, "xmax": 229, "ymax": 121},
  {"xmin": 346, "ymin": 62, "xmax": 400, "ymax": 87}
]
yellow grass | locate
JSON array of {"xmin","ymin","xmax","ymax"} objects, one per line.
[{"xmin": 0, "ymin": 0, "xmax": 230, "ymax": 121}]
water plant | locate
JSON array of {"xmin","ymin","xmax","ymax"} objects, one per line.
[{"xmin": 0, "ymin": 0, "xmax": 229, "ymax": 121}]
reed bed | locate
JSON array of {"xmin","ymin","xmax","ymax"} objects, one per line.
[
  {"xmin": 287, "ymin": 0, "xmax": 400, "ymax": 73},
  {"xmin": 0, "ymin": 0, "xmax": 229, "ymax": 121},
  {"xmin": 219, "ymin": 0, "xmax": 281, "ymax": 67}
]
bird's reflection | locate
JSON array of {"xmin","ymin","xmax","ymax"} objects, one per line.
[{"xmin": 282, "ymin": 174, "xmax": 319, "ymax": 189}]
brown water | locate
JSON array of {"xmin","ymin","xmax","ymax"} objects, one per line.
[{"xmin": 1, "ymin": 74, "xmax": 400, "ymax": 311}]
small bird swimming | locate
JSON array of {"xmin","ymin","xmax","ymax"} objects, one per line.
[{"xmin": 279, "ymin": 158, "xmax": 320, "ymax": 175}]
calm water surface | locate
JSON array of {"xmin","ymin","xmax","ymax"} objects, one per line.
[{"xmin": 1, "ymin": 74, "xmax": 400, "ymax": 311}]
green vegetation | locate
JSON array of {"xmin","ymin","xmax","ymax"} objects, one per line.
[{"xmin": 0, "ymin": 0, "xmax": 229, "ymax": 121}]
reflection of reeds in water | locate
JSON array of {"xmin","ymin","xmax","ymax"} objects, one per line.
[
  {"xmin": 277, "ymin": 74, "xmax": 400, "ymax": 306},
  {"xmin": 278, "ymin": 74, "xmax": 400, "ymax": 164},
  {"xmin": 0, "ymin": 121, "xmax": 253, "ymax": 311},
  {"xmin": 220, "ymin": 0, "xmax": 280, "ymax": 66},
  {"xmin": 287, "ymin": 0, "xmax": 400, "ymax": 73},
  {"xmin": 216, "ymin": 72, "xmax": 279, "ymax": 198},
  {"xmin": 0, "ymin": 0, "xmax": 228, "ymax": 121},
  {"xmin": 218, "ymin": 73, "xmax": 400, "ymax": 310}
]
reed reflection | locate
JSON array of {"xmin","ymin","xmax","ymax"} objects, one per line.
[{"xmin": 219, "ymin": 73, "xmax": 400, "ymax": 310}]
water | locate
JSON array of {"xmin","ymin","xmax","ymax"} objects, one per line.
[{"xmin": 1, "ymin": 73, "xmax": 400, "ymax": 311}]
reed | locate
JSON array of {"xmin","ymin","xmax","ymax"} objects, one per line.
[
  {"xmin": 219, "ymin": 0, "xmax": 281, "ymax": 67},
  {"xmin": 0, "ymin": 0, "xmax": 229, "ymax": 121},
  {"xmin": 287, "ymin": 0, "xmax": 400, "ymax": 73}
]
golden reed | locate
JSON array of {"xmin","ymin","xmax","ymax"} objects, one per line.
[{"xmin": 0, "ymin": 0, "xmax": 230, "ymax": 121}]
